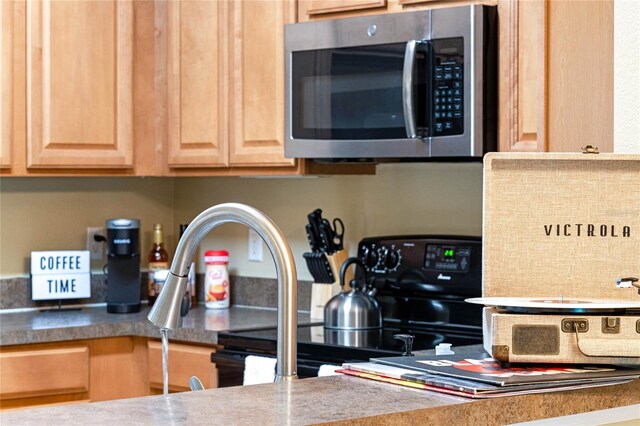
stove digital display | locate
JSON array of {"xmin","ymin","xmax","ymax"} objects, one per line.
[{"xmin": 424, "ymin": 244, "xmax": 471, "ymax": 272}]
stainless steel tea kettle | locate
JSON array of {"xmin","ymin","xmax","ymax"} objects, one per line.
[{"xmin": 324, "ymin": 257, "xmax": 382, "ymax": 330}]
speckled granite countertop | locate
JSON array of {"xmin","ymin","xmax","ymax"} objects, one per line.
[
  {"xmin": 0, "ymin": 305, "xmax": 314, "ymax": 347},
  {"xmin": 1, "ymin": 374, "xmax": 638, "ymax": 425}
]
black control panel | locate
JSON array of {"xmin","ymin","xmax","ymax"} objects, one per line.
[
  {"xmin": 357, "ymin": 235, "xmax": 481, "ymax": 298},
  {"xmin": 424, "ymin": 244, "xmax": 471, "ymax": 272},
  {"xmin": 430, "ymin": 38, "xmax": 464, "ymax": 137}
]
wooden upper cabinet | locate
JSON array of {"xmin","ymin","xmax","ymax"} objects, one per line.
[
  {"xmin": 498, "ymin": 0, "xmax": 613, "ymax": 153},
  {"xmin": 546, "ymin": 0, "xmax": 613, "ymax": 153},
  {"xmin": 1, "ymin": 0, "xmax": 13, "ymax": 169},
  {"xmin": 167, "ymin": 0, "xmax": 228, "ymax": 168},
  {"xmin": 228, "ymin": 0, "xmax": 295, "ymax": 166},
  {"xmin": 26, "ymin": 0, "xmax": 134, "ymax": 169},
  {"xmin": 303, "ymin": 0, "xmax": 386, "ymax": 16},
  {"xmin": 498, "ymin": 0, "xmax": 545, "ymax": 152}
]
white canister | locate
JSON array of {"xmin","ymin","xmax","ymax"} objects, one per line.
[{"xmin": 204, "ymin": 250, "xmax": 230, "ymax": 309}]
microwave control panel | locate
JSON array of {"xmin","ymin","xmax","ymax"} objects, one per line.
[{"xmin": 431, "ymin": 37, "xmax": 464, "ymax": 137}]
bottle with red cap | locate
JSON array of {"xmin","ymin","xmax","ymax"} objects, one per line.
[{"xmin": 204, "ymin": 250, "xmax": 230, "ymax": 309}]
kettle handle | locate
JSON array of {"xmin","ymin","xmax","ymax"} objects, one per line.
[{"xmin": 340, "ymin": 257, "xmax": 366, "ymax": 290}]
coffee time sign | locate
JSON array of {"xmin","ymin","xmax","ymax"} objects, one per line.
[{"xmin": 31, "ymin": 251, "xmax": 91, "ymax": 300}]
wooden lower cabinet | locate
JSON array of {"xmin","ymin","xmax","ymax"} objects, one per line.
[
  {"xmin": 0, "ymin": 344, "xmax": 90, "ymax": 409},
  {"xmin": 0, "ymin": 337, "xmax": 217, "ymax": 411},
  {"xmin": 147, "ymin": 340, "xmax": 217, "ymax": 394}
]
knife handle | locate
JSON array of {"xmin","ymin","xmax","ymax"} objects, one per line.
[
  {"xmin": 305, "ymin": 224, "xmax": 320, "ymax": 252},
  {"xmin": 318, "ymin": 221, "xmax": 335, "ymax": 254}
]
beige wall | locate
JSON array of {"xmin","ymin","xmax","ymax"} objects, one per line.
[
  {"xmin": 614, "ymin": 0, "xmax": 640, "ymax": 153},
  {"xmin": 173, "ymin": 162, "xmax": 483, "ymax": 281},
  {"xmin": 0, "ymin": 177, "xmax": 175, "ymax": 277},
  {"xmin": 0, "ymin": 163, "xmax": 483, "ymax": 281}
]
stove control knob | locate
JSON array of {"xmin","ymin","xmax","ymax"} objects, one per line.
[
  {"xmin": 377, "ymin": 247, "xmax": 389, "ymax": 270},
  {"xmin": 362, "ymin": 246, "xmax": 378, "ymax": 270},
  {"xmin": 384, "ymin": 249, "xmax": 400, "ymax": 270}
]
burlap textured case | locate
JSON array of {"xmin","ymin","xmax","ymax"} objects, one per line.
[{"xmin": 482, "ymin": 153, "xmax": 640, "ymax": 364}]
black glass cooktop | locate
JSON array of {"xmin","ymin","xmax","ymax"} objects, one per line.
[{"xmin": 217, "ymin": 323, "xmax": 482, "ymax": 364}]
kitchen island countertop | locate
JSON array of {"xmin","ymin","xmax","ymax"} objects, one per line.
[{"xmin": 1, "ymin": 371, "xmax": 638, "ymax": 425}]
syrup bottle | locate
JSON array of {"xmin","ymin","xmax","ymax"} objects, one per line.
[{"xmin": 147, "ymin": 224, "xmax": 169, "ymax": 306}]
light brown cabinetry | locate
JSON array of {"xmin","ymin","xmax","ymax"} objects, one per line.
[
  {"xmin": 298, "ymin": 0, "xmax": 477, "ymax": 21},
  {"xmin": 166, "ymin": 0, "xmax": 228, "ymax": 168},
  {"xmin": 26, "ymin": 0, "xmax": 134, "ymax": 169},
  {"xmin": 1, "ymin": 0, "xmax": 157, "ymax": 176},
  {"xmin": 498, "ymin": 0, "xmax": 613, "ymax": 153},
  {"xmin": 147, "ymin": 340, "xmax": 217, "ymax": 393},
  {"xmin": 0, "ymin": 0, "xmax": 370, "ymax": 176},
  {"xmin": 301, "ymin": 0, "xmax": 387, "ymax": 18},
  {"xmin": 166, "ymin": 0, "xmax": 295, "ymax": 173},
  {"xmin": 0, "ymin": 337, "xmax": 149, "ymax": 411},
  {"xmin": 0, "ymin": 337, "xmax": 217, "ymax": 411},
  {"xmin": 1, "ymin": 0, "xmax": 13, "ymax": 169},
  {"xmin": 0, "ymin": 345, "xmax": 90, "ymax": 402}
]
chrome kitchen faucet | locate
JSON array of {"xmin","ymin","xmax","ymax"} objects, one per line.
[{"xmin": 147, "ymin": 203, "xmax": 298, "ymax": 382}]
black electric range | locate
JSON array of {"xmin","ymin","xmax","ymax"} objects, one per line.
[{"xmin": 212, "ymin": 235, "xmax": 484, "ymax": 386}]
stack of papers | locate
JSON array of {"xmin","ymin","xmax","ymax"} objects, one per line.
[{"xmin": 338, "ymin": 352, "xmax": 640, "ymax": 399}]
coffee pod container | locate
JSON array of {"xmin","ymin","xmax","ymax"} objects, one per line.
[{"xmin": 204, "ymin": 250, "xmax": 230, "ymax": 309}]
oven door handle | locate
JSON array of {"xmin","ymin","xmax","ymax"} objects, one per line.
[{"xmin": 402, "ymin": 40, "xmax": 422, "ymax": 139}]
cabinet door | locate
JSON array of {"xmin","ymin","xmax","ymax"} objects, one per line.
[
  {"xmin": 301, "ymin": 0, "xmax": 386, "ymax": 17},
  {"xmin": 546, "ymin": 0, "xmax": 613, "ymax": 152},
  {"xmin": 228, "ymin": 0, "xmax": 295, "ymax": 166},
  {"xmin": 498, "ymin": 0, "xmax": 546, "ymax": 152},
  {"xmin": 0, "ymin": 0, "xmax": 13, "ymax": 169},
  {"xmin": 147, "ymin": 340, "xmax": 217, "ymax": 393},
  {"xmin": 498, "ymin": 0, "xmax": 613, "ymax": 153},
  {"xmin": 167, "ymin": 0, "xmax": 228, "ymax": 168},
  {"xmin": 26, "ymin": 0, "xmax": 133, "ymax": 168},
  {"xmin": 0, "ymin": 345, "xmax": 90, "ymax": 409}
]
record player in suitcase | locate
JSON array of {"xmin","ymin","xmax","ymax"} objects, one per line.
[{"xmin": 467, "ymin": 152, "xmax": 640, "ymax": 365}]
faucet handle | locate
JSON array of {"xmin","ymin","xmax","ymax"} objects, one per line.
[{"xmin": 180, "ymin": 292, "xmax": 191, "ymax": 317}]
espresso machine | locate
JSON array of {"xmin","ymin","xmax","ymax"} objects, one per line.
[{"xmin": 105, "ymin": 218, "xmax": 141, "ymax": 313}]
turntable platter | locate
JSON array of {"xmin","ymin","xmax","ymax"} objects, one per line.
[{"xmin": 465, "ymin": 297, "xmax": 640, "ymax": 314}]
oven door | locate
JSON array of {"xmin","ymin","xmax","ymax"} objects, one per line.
[{"xmin": 211, "ymin": 349, "xmax": 332, "ymax": 388}]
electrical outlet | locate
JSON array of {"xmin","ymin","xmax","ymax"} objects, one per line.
[
  {"xmin": 248, "ymin": 229, "xmax": 263, "ymax": 262},
  {"xmin": 87, "ymin": 227, "xmax": 106, "ymax": 260}
]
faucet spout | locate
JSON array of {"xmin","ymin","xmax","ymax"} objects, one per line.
[{"xmin": 147, "ymin": 203, "xmax": 298, "ymax": 382}]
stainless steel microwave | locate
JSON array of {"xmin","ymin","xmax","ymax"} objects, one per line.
[{"xmin": 284, "ymin": 5, "xmax": 497, "ymax": 161}]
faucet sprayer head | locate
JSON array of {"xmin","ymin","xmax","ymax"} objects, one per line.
[{"xmin": 148, "ymin": 272, "xmax": 189, "ymax": 330}]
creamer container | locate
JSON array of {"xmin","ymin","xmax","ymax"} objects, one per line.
[{"xmin": 204, "ymin": 250, "xmax": 230, "ymax": 309}]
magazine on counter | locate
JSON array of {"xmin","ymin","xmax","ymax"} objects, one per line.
[
  {"xmin": 337, "ymin": 362, "xmax": 634, "ymax": 399},
  {"xmin": 366, "ymin": 352, "xmax": 640, "ymax": 387}
]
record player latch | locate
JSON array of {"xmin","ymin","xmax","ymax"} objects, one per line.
[{"xmin": 602, "ymin": 317, "xmax": 621, "ymax": 334}]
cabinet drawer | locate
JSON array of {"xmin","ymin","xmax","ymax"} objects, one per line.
[
  {"xmin": 148, "ymin": 341, "xmax": 217, "ymax": 392},
  {"xmin": 0, "ymin": 346, "xmax": 89, "ymax": 400}
]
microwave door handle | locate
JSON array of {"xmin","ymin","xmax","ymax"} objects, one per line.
[{"xmin": 402, "ymin": 40, "xmax": 419, "ymax": 139}]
